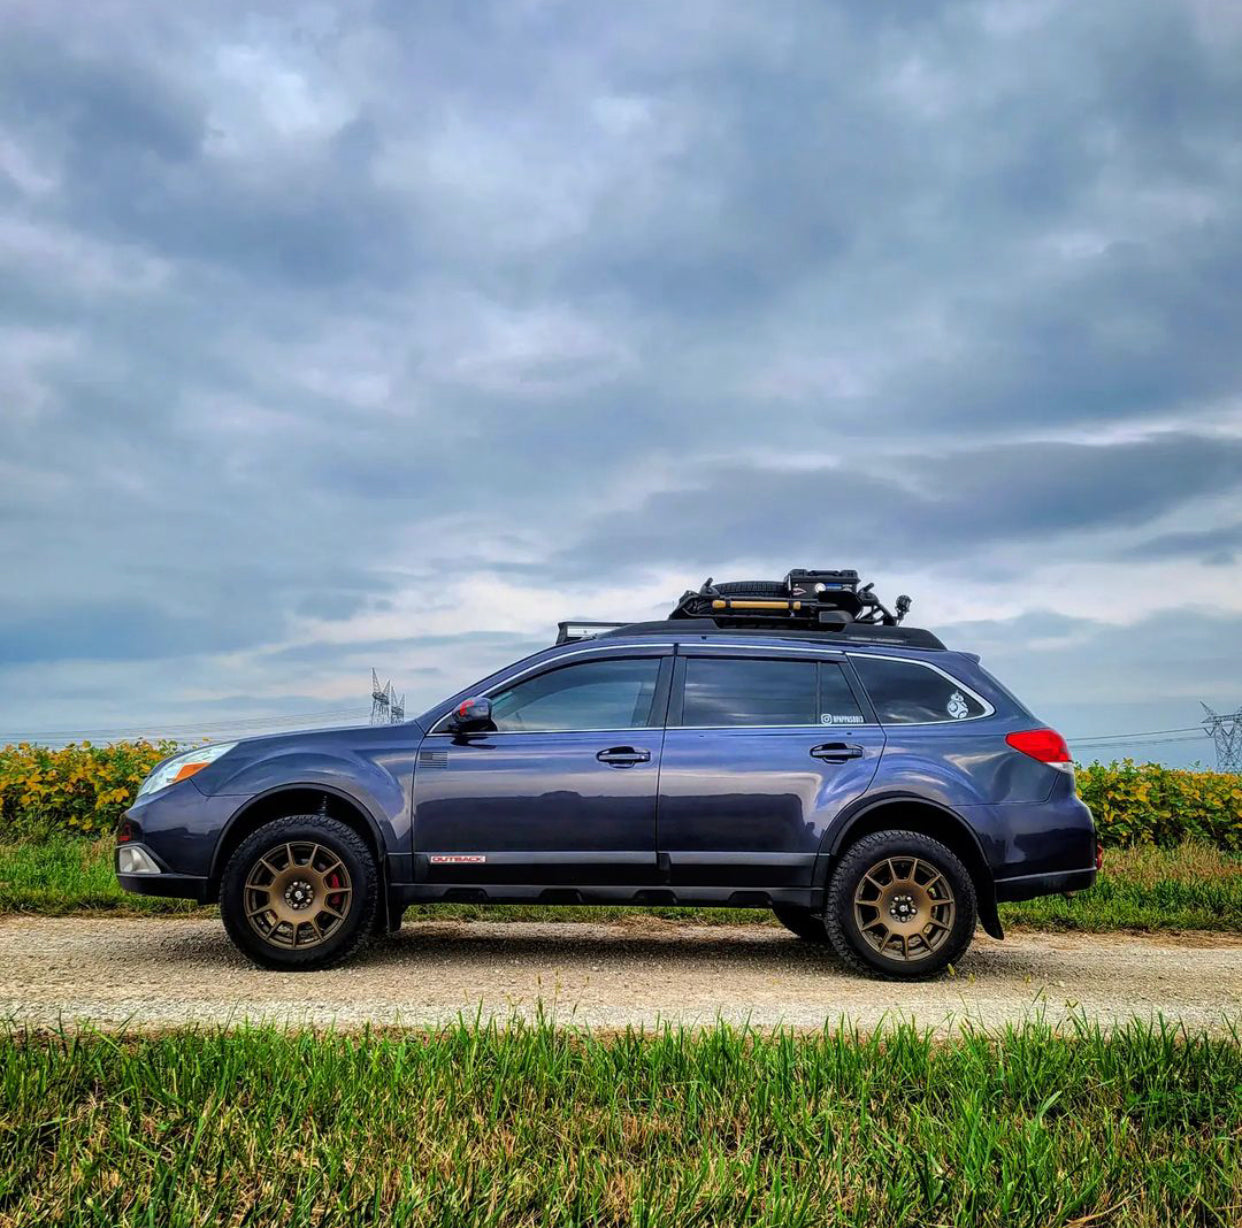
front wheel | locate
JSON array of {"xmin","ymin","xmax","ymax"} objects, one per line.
[
  {"xmin": 824, "ymin": 830, "xmax": 977, "ymax": 979},
  {"xmin": 220, "ymin": 814, "xmax": 379, "ymax": 971}
]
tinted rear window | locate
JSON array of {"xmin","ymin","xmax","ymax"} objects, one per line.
[
  {"xmin": 851, "ymin": 656, "xmax": 986, "ymax": 724},
  {"xmin": 680, "ymin": 658, "xmax": 864, "ymax": 727},
  {"xmin": 682, "ymin": 658, "xmax": 817, "ymax": 726}
]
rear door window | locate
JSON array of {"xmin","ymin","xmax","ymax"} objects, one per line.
[
  {"xmin": 678, "ymin": 657, "xmax": 865, "ymax": 727},
  {"xmin": 851, "ymin": 656, "xmax": 987, "ymax": 724}
]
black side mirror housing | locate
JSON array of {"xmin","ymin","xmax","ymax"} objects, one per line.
[{"xmin": 448, "ymin": 695, "xmax": 494, "ymax": 733}]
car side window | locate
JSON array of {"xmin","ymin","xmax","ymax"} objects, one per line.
[
  {"xmin": 680, "ymin": 657, "xmax": 841, "ymax": 726},
  {"xmin": 488, "ymin": 657, "xmax": 661, "ymax": 732},
  {"xmin": 851, "ymin": 656, "xmax": 986, "ymax": 724}
]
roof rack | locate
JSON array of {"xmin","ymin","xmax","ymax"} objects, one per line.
[
  {"xmin": 554, "ymin": 568, "xmax": 942, "ymax": 650},
  {"xmin": 595, "ymin": 619, "xmax": 945, "ymax": 651}
]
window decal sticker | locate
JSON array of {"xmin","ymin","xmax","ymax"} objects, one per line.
[
  {"xmin": 946, "ymin": 691, "xmax": 970, "ymax": 720},
  {"xmin": 821, "ymin": 713, "xmax": 865, "ymax": 725}
]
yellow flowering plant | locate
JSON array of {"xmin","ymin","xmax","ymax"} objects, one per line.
[
  {"xmin": 1, "ymin": 741, "xmax": 1239, "ymax": 849},
  {"xmin": 0, "ymin": 740, "xmax": 179, "ymax": 838}
]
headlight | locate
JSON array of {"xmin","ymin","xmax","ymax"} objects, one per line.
[{"xmin": 136, "ymin": 742, "xmax": 238, "ymax": 798}]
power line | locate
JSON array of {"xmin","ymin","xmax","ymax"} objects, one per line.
[
  {"xmin": 1065, "ymin": 723, "xmax": 1212, "ymax": 743},
  {"xmin": 0, "ymin": 707, "xmax": 369, "ymax": 743}
]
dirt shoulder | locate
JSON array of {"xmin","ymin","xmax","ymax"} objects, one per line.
[{"xmin": 2, "ymin": 915, "xmax": 1239, "ymax": 1034}]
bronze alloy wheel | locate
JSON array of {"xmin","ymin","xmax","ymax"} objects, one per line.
[
  {"xmin": 851, "ymin": 855, "xmax": 956, "ymax": 962},
  {"xmin": 243, "ymin": 841, "xmax": 354, "ymax": 950}
]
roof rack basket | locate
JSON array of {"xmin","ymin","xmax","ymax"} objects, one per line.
[
  {"xmin": 553, "ymin": 569, "xmax": 936, "ymax": 648},
  {"xmin": 669, "ymin": 569, "xmax": 912, "ymax": 631}
]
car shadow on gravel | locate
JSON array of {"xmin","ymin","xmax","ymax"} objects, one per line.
[{"xmin": 368, "ymin": 924, "xmax": 849, "ymax": 972}]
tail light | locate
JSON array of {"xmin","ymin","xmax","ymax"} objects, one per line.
[{"xmin": 1005, "ymin": 728, "xmax": 1074, "ymax": 772}]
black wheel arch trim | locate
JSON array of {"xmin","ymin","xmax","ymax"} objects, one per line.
[
  {"xmin": 209, "ymin": 782, "xmax": 392, "ymax": 919},
  {"xmin": 813, "ymin": 790, "xmax": 1003, "ymax": 940}
]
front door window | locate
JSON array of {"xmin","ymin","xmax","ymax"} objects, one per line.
[{"xmin": 490, "ymin": 658, "xmax": 661, "ymax": 732}]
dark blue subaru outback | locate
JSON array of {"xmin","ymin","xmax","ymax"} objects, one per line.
[{"xmin": 116, "ymin": 569, "xmax": 1097, "ymax": 980}]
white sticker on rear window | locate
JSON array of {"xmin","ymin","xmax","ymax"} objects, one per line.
[
  {"xmin": 821, "ymin": 713, "xmax": 865, "ymax": 725},
  {"xmin": 946, "ymin": 691, "xmax": 970, "ymax": 720}
]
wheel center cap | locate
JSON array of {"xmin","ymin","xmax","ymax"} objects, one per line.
[
  {"xmin": 285, "ymin": 880, "xmax": 315, "ymax": 910},
  {"xmin": 889, "ymin": 893, "xmax": 918, "ymax": 921}
]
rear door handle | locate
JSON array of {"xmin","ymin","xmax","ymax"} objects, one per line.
[
  {"xmin": 596, "ymin": 746, "xmax": 652, "ymax": 767},
  {"xmin": 810, "ymin": 743, "xmax": 865, "ymax": 762}
]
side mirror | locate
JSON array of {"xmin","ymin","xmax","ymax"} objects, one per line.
[{"xmin": 448, "ymin": 695, "xmax": 493, "ymax": 733}]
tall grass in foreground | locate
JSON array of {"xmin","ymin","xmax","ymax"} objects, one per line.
[
  {"xmin": 1, "ymin": 1017, "xmax": 1238, "ymax": 1227},
  {"xmin": 2, "ymin": 837, "xmax": 1239, "ymax": 932}
]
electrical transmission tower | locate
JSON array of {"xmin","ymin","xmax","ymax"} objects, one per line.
[
  {"xmin": 370, "ymin": 669, "xmax": 391, "ymax": 725},
  {"xmin": 1201, "ymin": 704, "xmax": 1242, "ymax": 773},
  {"xmin": 370, "ymin": 670, "xmax": 406, "ymax": 725}
]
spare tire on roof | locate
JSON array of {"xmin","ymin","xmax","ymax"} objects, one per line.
[{"xmin": 711, "ymin": 580, "xmax": 788, "ymax": 598}]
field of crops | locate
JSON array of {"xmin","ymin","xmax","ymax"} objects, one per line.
[
  {"xmin": 3, "ymin": 741, "xmax": 1241, "ymax": 849},
  {"xmin": 1, "ymin": 1017, "xmax": 1237, "ymax": 1227}
]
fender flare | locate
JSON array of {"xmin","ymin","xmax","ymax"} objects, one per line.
[
  {"xmin": 812, "ymin": 791, "xmax": 1003, "ymax": 939},
  {"xmin": 208, "ymin": 782, "xmax": 392, "ymax": 915}
]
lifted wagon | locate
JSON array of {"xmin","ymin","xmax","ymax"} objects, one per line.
[{"xmin": 117, "ymin": 570, "xmax": 1097, "ymax": 978}]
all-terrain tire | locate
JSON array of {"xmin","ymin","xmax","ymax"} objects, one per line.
[
  {"xmin": 220, "ymin": 814, "xmax": 379, "ymax": 971},
  {"xmin": 824, "ymin": 830, "xmax": 977, "ymax": 980},
  {"xmin": 771, "ymin": 903, "xmax": 830, "ymax": 943}
]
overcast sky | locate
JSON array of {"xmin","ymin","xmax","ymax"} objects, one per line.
[{"xmin": 2, "ymin": 0, "xmax": 1240, "ymax": 765}]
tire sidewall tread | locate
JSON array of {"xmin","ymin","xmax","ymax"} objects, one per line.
[
  {"xmin": 220, "ymin": 813, "xmax": 378, "ymax": 971},
  {"xmin": 824, "ymin": 829, "xmax": 977, "ymax": 980}
]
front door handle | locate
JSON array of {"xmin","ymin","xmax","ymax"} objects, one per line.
[
  {"xmin": 597, "ymin": 746, "xmax": 652, "ymax": 767},
  {"xmin": 811, "ymin": 743, "xmax": 865, "ymax": 762}
]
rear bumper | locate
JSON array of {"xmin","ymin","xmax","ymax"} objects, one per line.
[{"xmin": 994, "ymin": 866, "xmax": 1096, "ymax": 902}]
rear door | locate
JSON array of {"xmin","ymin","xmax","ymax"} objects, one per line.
[{"xmin": 657, "ymin": 646, "xmax": 885, "ymax": 888}]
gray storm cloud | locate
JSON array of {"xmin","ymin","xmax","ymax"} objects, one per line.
[{"xmin": 1, "ymin": 0, "xmax": 1239, "ymax": 759}]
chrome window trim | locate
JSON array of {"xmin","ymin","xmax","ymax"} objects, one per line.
[
  {"xmin": 668, "ymin": 722, "xmax": 881, "ymax": 732},
  {"xmin": 846, "ymin": 651, "xmax": 995, "ymax": 723},
  {"xmin": 427, "ymin": 643, "xmax": 673, "ymax": 735},
  {"xmin": 675, "ymin": 650, "xmax": 868, "ymax": 730}
]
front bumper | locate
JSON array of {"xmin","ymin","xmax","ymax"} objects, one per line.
[
  {"xmin": 994, "ymin": 866, "xmax": 1097, "ymax": 902},
  {"xmin": 115, "ymin": 842, "xmax": 213, "ymax": 902}
]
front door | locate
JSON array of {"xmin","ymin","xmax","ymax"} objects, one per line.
[
  {"xmin": 413, "ymin": 652, "xmax": 671, "ymax": 885},
  {"xmin": 657, "ymin": 649, "xmax": 885, "ymax": 888}
]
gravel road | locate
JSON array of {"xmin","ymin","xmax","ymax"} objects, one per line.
[{"xmin": 2, "ymin": 916, "xmax": 1239, "ymax": 1033}]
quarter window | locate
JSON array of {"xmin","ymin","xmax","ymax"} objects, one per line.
[
  {"xmin": 851, "ymin": 656, "xmax": 985, "ymax": 724},
  {"xmin": 488, "ymin": 658, "xmax": 661, "ymax": 732},
  {"xmin": 680, "ymin": 658, "xmax": 862, "ymax": 727}
]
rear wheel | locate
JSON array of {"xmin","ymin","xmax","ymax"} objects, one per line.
[
  {"xmin": 824, "ymin": 830, "xmax": 976, "ymax": 979},
  {"xmin": 771, "ymin": 903, "xmax": 829, "ymax": 943},
  {"xmin": 220, "ymin": 814, "xmax": 378, "ymax": 971}
]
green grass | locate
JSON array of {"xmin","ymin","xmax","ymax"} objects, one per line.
[
  {"xmin": 1, "ymin": 837, "xmax": 1240, "ymax": 933},
  {"xmin": 1000, "ymin": 842, "xmax": 1242, "ymax": 933},
  {"xmin": 0, "ymin": 837, "xmax": 199, "ymax": 915},
  {"xmin": 0, "ymin": 1017, "xmax": 1238, "ymax": 1227}
]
